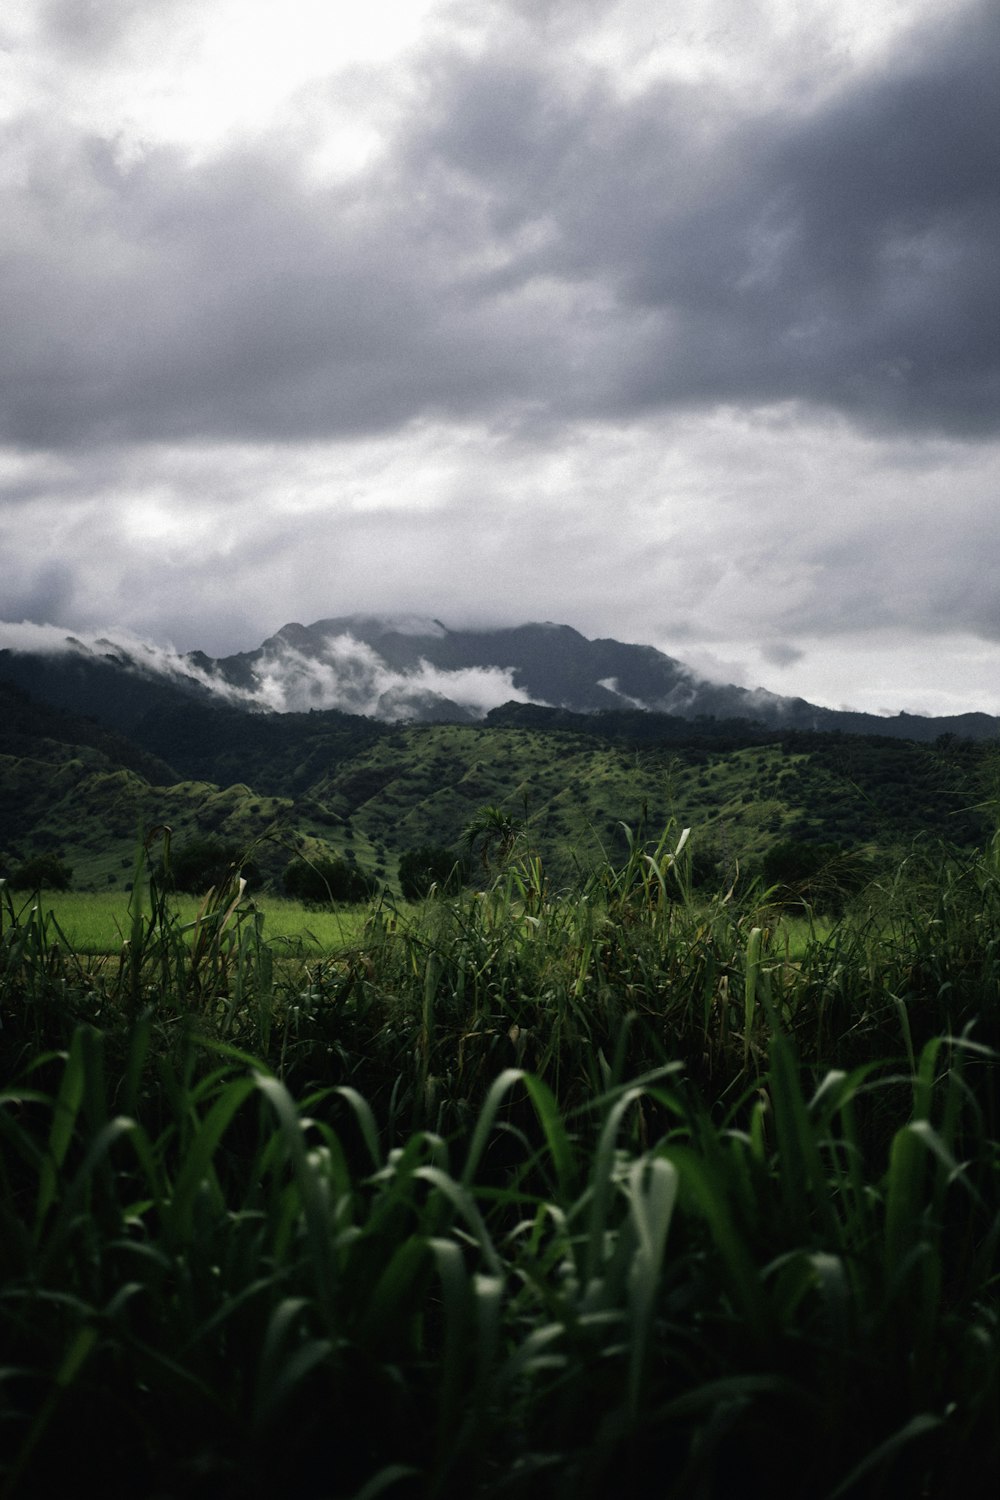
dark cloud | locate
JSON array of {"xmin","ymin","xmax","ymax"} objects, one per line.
[
  {"xmin": 761, "ymin": 642, "xmax": 805, "ymax": 668},
  {"xmin": 1, "ymin": 1, "xmax": 996, "ymax": 452},
  {"xmin": 415, "ymin": 1, "xmax": 1000, "ymax": 432},
  {"xmin": 0, "ymin": 131, "xmax": 526, "ymax": 446},
  {"xmin": 3, "ymin": 559, "xmax": 78, "ymax": 625}
]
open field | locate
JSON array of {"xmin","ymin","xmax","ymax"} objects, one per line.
[
  {"xmin": 1, "ymin": 823, "xmax": 998, "ymax": 1497},
  {"xmin": 6, "ymin": 881, "xmax": 833, "ymax": 963},
  {"xmin": 5, "ymin": 886, "xmax": 371, "ymax": 956}
]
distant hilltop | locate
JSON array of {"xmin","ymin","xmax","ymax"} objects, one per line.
[{"xmin": 2, "ymin": 614, "xmax": 1000, "ymax": 742}]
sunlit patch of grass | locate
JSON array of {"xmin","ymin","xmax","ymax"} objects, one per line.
[
  {"xmin": 12, "ymin": 888, "xmax": 370, "ymax": 956},
  {"xmin": 773, "ymin": 910, "xmax": 836, "ymax": 961}
]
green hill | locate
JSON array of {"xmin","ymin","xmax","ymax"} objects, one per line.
[{"xmin": 1, "ymin": 679, "xmax": 995, "ymax": 897}]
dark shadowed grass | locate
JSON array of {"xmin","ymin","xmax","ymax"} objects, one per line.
[
  {"xmin": 1, "ymin": 1019, "xmax": 997, "ymax": 1497},
  {"xmin": 1, "ymin": 825, "xmax": 999, "ymax": 1495}
]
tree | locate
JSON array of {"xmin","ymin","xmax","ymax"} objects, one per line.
[
  {"xmin": 166, "ymin": 838, "xmax": 256, "ymax": 894},
  {"xmin": 397, "ymin": 846, "xmax": 465, "ymax": 901},
  {"xmin": 283, "ymin": 855, "xmax": 375, "ymax": 905},
  {"xmin": 461, "ymin": 805, "xmax": 524, "ymax": 871},
  {"xmin": 7, "ymin": 853, "xmax": 73, "ymax": 891},
  {"xmin": 762, "ymin": 840, "xmax": 872, "ymax": 912}
]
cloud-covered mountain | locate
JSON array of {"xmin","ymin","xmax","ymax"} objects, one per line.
[
  {"xmin": 2, "ymin": 615, "xmax": 1000, "ymax": 742},
  {"xmin": 199, "ymin": 615, "xmax": 703, "ymax": 719}
]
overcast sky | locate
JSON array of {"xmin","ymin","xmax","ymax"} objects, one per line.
[{"xmin": 1, "ymin": 0, "xmax": 998, "ymax": 717}]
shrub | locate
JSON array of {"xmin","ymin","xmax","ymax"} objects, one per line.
[
  {"xmin": 283, "ymin": 855, "xmax": 376, "ymax": 905},
  {"xmin": 397, "ymin": 845, "xmax": 465, "ymax": 900},
  {"xmin": 6, "ymin": 853, "xmax": 73, "ymax": 891},
  {"xmin": 166, "ymin": 837, "xmax": 257, "ymax": 894},
  {"xmin": 762, "ymin": 839, "xmax": 872, "ymax": 912}
]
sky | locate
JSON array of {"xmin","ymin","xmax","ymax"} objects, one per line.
[{"xmin": 1, "ymin": 0, "xmax": 998, "ymax": 718}]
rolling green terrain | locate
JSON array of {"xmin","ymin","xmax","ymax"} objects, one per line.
[
  {"xmin": 2, "ymin": 672, "xmax": 999, "ymax": 1495},
  {"xmin": 1, "ymin": 680, "xmax": 995, "ymax": 901}
]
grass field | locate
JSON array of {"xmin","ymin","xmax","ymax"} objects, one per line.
[
  {"xmin": 3, "ymin": 886, "xmax": 372, "ymax": 955},
  {"xmin": 9, "ymin": 883, "xmax": 834, "ymax": 962}
]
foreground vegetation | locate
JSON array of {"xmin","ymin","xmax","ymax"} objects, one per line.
[{"xmin": 1, "ymin": 824, "xmax": 999, "ymax": 1497}]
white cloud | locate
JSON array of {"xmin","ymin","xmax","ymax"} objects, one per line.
[
  {"xmin": 0, "ymin": 618, "xmax": 542, "ymax": 720},
  {"xmin": 238, "ymin": 632, "xmax": 541, "ymax": 717},
  {"xmin": 0, "ymin": 619, "xmax": 258, "ymax": 703}
]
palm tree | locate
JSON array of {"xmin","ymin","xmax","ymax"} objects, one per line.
[{"xmin": 461, "ymin": 804, "xmax": 524, "ymax": 871}]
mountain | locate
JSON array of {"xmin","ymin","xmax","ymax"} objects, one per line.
[
  {"xmin": 2, "ymin": 622, "xmax": 995, "ymax": 895},
  {"xmin": 2, "ymin": 614, "xmax": 1000, "ymax": 741},
  {"xmin": 0, "ymin": 632, "xmax": 223, "ymax": 734},
  {"xmin": 202, "ymin": 615, "xmax": 707, "ymax": 718}
]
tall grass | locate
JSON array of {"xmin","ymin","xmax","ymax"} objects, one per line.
[
  {"xmin": 1, "ymin": 1023, "xmax": 996, "ymax": 1496},
  {"xmin": 1, "ymin": 824, "xmax": 999, "ymax": 1496}
]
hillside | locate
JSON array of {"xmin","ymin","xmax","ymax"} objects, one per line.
[{"xmin": 1, "ymin": 678, "xmax": 994, "ymax": 895}]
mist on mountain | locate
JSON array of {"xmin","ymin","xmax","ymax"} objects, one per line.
[{"xmin": 2, "ymin": 615, "xmax": 1000, "ymax": 742}]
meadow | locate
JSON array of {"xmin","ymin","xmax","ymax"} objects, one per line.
[
  {"xmin": 8, "ymin": 886, "xmax": 369, "ymax": 957},
  {"xmin": 1, "ymin": 823, "xmax": 998, "ymax": 1498}
]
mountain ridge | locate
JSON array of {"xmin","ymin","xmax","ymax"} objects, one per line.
[
  {"xmin": 2, "ymin": 614, "xmax": 999, "ymax": 742},
  {"xmin": 2, "ymin": 623, "xmax": 995, "ymax": 896}
]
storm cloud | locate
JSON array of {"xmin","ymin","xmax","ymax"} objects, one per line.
[
  {"xmin": 1, "ymin": 0, "xmax": 998, "ymax": 717},
  {"xmin": 3, "ymin": 0, "xmax": 997, "ymax": 448}
]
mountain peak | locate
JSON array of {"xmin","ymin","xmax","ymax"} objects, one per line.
[{"xmin": 2, "ymin": 613, "xmax": 1000, "ymax": 742}]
